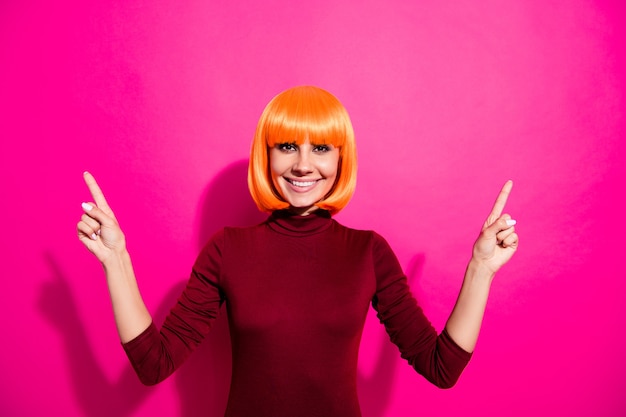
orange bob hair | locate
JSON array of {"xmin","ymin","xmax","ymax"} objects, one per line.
[{"xmin": 248, "ymin": 86, "xmax": 357, "ymax": 215}]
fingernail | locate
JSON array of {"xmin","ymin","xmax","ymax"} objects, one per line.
[
  {"xmin": 506, "ymin": 219, "xmax": 517, "ymax": 226},
  {"xmin": 82, "ymin": 202, "xmax": 93, "ymax": 211},
  {"xmin": 90, "ymin": 233, "xmax": 98, "ymax": 240}
]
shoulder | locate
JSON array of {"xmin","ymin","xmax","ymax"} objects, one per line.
[
  {"xmin": 329, "ymin": 220, "xmax": 395, "ymax": 254},
  {"xmin": 222, "ymin": 218, "xmax": 272, "ymax": 241},
  {"xmin": 336, "ymin": 220, "xmax": 399, "ymax": 263},
  {"xmin": 332, "ymin": 219, "xmax": 388, "ymax": 240},
  {"xmin": 193, "ymin": 221, "xmax": 269, "ymax": 275},
  {"xmin": 197, "ymin": 219, "xmax": 269, "ymax": 253}
]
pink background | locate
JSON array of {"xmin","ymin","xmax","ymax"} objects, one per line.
[{"xmin": 1, "ymin": 1, "xmax": 624, "ymax": 416}]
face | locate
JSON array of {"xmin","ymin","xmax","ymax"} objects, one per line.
[{"xmin": 269, "ymin": 138, "xmax": 340, "ymax": 216}]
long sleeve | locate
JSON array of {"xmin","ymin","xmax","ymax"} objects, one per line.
[
  {"xmin": 370, "ymin": 233, "xmax": 472, "ymax": 388},
  {"xmin": 122, "ymin": 229, "xmax": 226, "ymax": 385}
]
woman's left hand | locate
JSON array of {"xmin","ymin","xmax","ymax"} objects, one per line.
[{"xmin": 472, "ymin": 180, "xmax": 519, "ymax": 275}]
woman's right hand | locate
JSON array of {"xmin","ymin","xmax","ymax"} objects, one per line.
[
  {"xmin": 76, "ymin": 172, "xmax": 152, "ymax": 342},
  {"xmin": 77, "ymin": 172, "xmax": 126, "ymax": 263}
]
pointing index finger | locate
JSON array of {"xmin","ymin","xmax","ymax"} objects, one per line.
[
  {"xmin": 486, "ymin": 180, "xmax": 513, "ymax": 225},
  {"xmin": 83, "ymin": 171, "xmax": 111, "ymax": 211}
]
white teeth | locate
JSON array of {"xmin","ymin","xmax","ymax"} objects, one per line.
[{"xmin": 290, "ymin": 179, "xmax": 316, "ymax": 187}]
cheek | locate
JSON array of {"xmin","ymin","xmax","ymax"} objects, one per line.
[
  {"xmin": 269, "ymin": 152, "xmax": 286, "ymax": 177},
  {"xmin": 322, "ymin": 155, "xmax": 340, "ymax": 179}
]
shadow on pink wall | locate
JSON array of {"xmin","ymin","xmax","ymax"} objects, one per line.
[{"xmin": 37, "ymin": 160, "xmax": 426, "ymax": 416}]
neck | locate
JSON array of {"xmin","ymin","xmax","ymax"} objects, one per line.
[{"xmin": 288, "ymin": 205, "xmax": 319, "ymax": 216}]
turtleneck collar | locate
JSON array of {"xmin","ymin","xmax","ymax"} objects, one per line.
[{"xmin": 267, "ymin": 209, "xmax": 334, "ymax": 236}]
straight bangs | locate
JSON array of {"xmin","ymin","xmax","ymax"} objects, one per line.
[
  {"xmin": 249, "ymin": 86, "xmax": 357, "ymax": 215},
  {"xmin": 263, "ymin": 86, "xmax": 349, "ymax": 149}
]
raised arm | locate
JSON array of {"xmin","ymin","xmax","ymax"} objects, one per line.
[
  {"xmin": 445, "ymin": 180, "xmax": 519, "ymax": 353},
  {"xmin": 77, "ymin": 171, "xmax": 152, "ymax": 343}
]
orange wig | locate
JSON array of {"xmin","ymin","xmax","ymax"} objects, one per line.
[{"xmin": 248, "ymin": 86, "xmax": 357, "ymax": 215}]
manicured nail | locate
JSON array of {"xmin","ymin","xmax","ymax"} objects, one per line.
[
  {"xmin": 506, "ymin": 219, "xmax": 517, "ymax": 226},
  {"xmin": 90, "ymin": 233, "xmax": 98, "ymax": 240},
  {"xmin": 82, "ymin": 202, "xmax": 93, "ymax": 211}
]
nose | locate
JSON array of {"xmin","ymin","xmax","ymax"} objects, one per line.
[{"xmin": 293, "ymin": 151, "xmax": 313, "ymax": 175}]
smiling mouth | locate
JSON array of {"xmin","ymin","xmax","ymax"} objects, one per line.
[{"xmin": 286, "ymin": 178, "xmax": 319, "ymax": 187}]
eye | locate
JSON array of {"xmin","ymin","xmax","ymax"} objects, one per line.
[
  {"xmin": 313, "ymin": 144, "xmax": 333, "ymax": 153},
  {"xmin": 277, "ymin": 143, "xmax": 297, "ymax": 152}
]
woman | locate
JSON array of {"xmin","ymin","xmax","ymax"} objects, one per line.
[{"xmin": 77, "ymin": 86, "xmax": 518, "ymax": 416}]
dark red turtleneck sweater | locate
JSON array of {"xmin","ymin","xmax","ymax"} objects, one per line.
[{"xmin": 123, "ymin": 210, "xmax": 471, "ymax": 416}]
